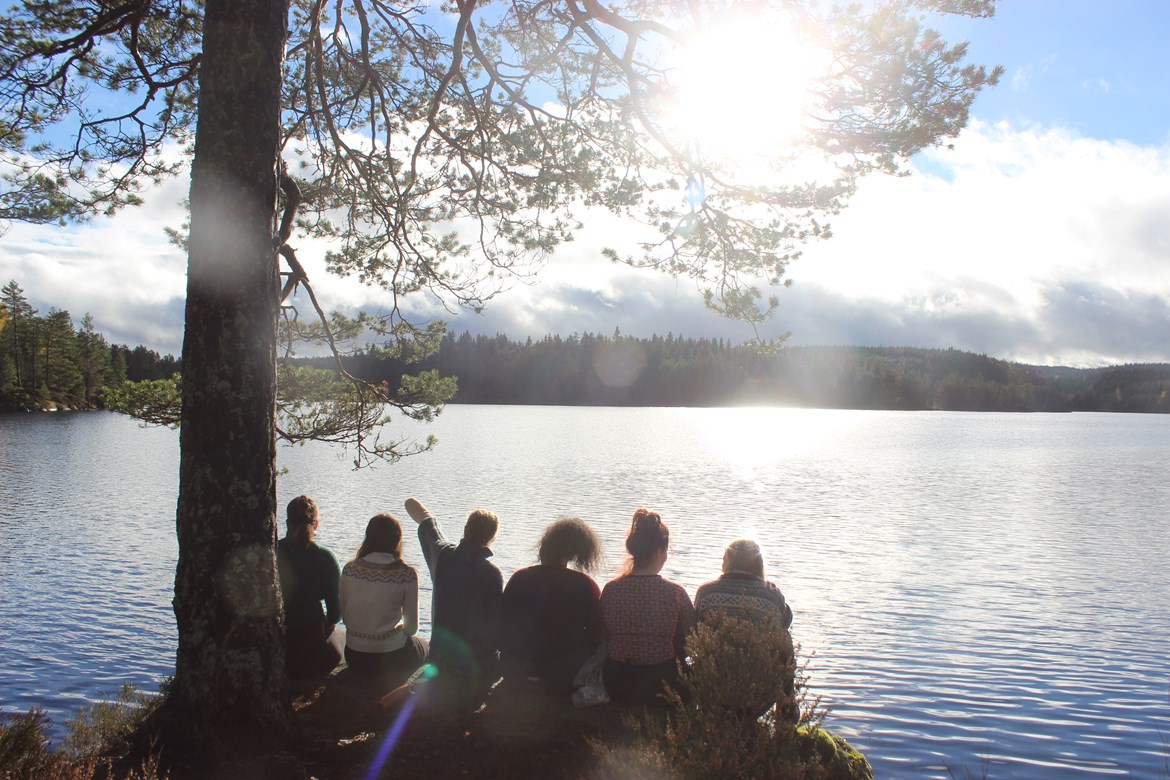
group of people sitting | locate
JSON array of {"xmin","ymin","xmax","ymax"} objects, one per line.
[{"xmin": 276, "ymin": 495, "xmax": 793, "ymax": 710}]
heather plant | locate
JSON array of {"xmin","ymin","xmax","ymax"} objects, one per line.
[
  {"xmin": 594, "ymin": 613, "xmax": 872, "ymax": 780},
  {"xmin": 0, "ymin": 708, "xmax": 53, "ymax": 778},
  {"xmin": 0, "ymin": 687, "xmax": 166, "ymax": 780},
  {"xmin": 61, "ymin": 683, "xmax": 163, "ymax": 762}
]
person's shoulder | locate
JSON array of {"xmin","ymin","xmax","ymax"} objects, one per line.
[
  {"xmin": 561, "ymin": 567, "xmax": 601, "ymax": 595},
  {"xmin": 600, "ymin": 575, "xmax": 627, "ymax": 595},
  {"xmin": 508, "ymin": 564, "xmax": 540, "ymax": 582},
  {"xmin": 694, "ymin": 579, "xmax": 718, "ymax": 601},
  {"xmin": 568, "ymin": 567, "xmax": 599, "ymax": 586},
  {"xmin": 669, "ymin": 579, "xmax": 694, "ymax": 603},
  {"xmin": 695, "ymin": 578, "xmax": 719, "ymax": 593},
  {"xmin": 347, "ymin": 555, "xmax": 418, "ymax": 582},
  {"xmin": 309, "ymin": 541, "xmax": 340, "ymax": 564}
]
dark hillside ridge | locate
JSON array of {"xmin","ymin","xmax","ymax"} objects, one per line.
[{"xmin": 302, "ymin": 334, "xmax": 1170, "ymax": 413}]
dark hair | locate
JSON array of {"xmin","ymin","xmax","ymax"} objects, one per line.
[
  {"xmin": 356, "ymin": 513, "xmax": 404, "ymax": 559},
  {"xmin": 723, "ymin": 539, "xmax": 765, "ymax": 579},
  {"xmin": 464, "ymin": 508, "xmax": 499, "ymax": 547},
  {"xmin": 285, "ymin": 495, "xmax": 319, "ymax": 549},
  {"xmin": 538, "ymin": 517, "xmax": 602, "ymax": 571},
  {"xmin": 625, "ymin": 508, "xmax": 669, "ymax": 570}
]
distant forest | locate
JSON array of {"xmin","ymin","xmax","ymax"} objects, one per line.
[
  {"xmin": 3, "ymin": 279, "xmax": 1168, "ymax": 413},
  {"xmin": 323, "ymin": 331, "xmax": 1170, "ymax": 414},
  {"xmin": 1, "ymin": 280, "xmax": 179, "ymax": 410}
]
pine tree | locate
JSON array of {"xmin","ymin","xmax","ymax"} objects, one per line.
[
  {"xmin": 0, "ymin": 280, "xmax": 36, "ymax": 404},
  {"xmin": 0, "ymin": 0, "xmax": 1003, "ymax": 755},
  {"xmin": 76, "ymin": 313, "xmax": 112, "ymax": 406}
]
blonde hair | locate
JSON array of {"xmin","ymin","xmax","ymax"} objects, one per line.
[
  {"xmin": 464, "ymin": 508, "xmax": 499, "ymax": 547},
  {"xmin": 723, "ymin": 539, "xmax": 765, "ymax": 579}
]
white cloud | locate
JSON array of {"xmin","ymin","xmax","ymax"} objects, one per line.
[
  {"xmin": 782, "ymin": 121, "xmax": 1170, "ymax": 364},
  {"xmin": 1010, "ymin": 67, "xmax": 1032, "ymax": 92},
  {"xmin": 2, "ymin": 120, "xmax": 1168, "ymax": 367},
  {"xmin": 1009, "ymin": 54, "xmax": 1058, "ymax": 94}
]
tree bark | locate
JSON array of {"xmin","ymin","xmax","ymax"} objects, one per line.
[{"xmin": 169, "ymin": 0, "xmax": 292, "ymax": 753}]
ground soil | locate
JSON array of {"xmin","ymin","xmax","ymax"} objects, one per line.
[{"xmin": 278, "ymin": 669, "xmax": 634, "ymax": 780}]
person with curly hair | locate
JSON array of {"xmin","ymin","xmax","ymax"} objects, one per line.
[{"xmin": 500, "ymin": 517, "xmax": 604, "ymax": 693}]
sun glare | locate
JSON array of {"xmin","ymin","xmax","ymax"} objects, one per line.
[{"xmin": 667, "ymin": 12, "xmax": 825, "ymax": 164}]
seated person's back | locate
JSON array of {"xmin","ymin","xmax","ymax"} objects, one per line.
[
  {"xmin": 501, "ymin": 517, "xmax": 603, "ymax": 693},
  {"xmin": 277, "ymin": 495, "xmax": 344, "ymax": 678},
  {"xmin": 599, "ymin": 509, "xmax": 694, "ymax": 707},
  {"xmin": 407, "ymin": 497, "xmax": 503, "ymax": 703}
]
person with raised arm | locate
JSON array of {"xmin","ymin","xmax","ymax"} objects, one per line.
[
  {"xmin": 405, "ymin": 496, "xmax": 503, "ymax": 709},
  {"xmin": 339, "ymin": 513, "xmax": 428, "ymax": 685},
  {"xmin": 276, "ymin": 495, "xmax": 344, "ymax": 678},
  {"xmin": 599, "ymin": 508, "xmax": 695, "ymax": 706}
]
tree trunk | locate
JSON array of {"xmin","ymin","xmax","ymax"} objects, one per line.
[{"xmin": 168, "ymin": 0, "xmax": 291, "ymax": 754}]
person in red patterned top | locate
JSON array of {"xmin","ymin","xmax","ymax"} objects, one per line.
[{"xmin": 599, "ymin": 508, "xmax": 695, "ymax": 706}]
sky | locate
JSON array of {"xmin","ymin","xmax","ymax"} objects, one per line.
[{"xmin": 2, "ymin": 1, "xmax": 1169, "ymax": 367}]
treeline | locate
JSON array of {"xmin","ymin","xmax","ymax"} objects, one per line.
[
  {"xmin": 327, "ymin": 331, "xmax": 1170, "ymax": 413},
  {"xmin": 5, "ymin": 276, "xmax": 1168, "ymax": 415},
  {"xmin": 0, "ymin": 280, "xmax": 179, "ymax": 411}
]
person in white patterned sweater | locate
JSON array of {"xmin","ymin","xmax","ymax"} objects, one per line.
[{"xmin": 340, "ymin": 513, "xmax": 429, "ymax": 685}]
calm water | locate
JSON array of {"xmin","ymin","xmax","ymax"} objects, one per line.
[{"xmin": 1, "ymin": 407, "xmax": 1168, "ymax": 778}]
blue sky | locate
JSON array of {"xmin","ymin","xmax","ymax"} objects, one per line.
[
  {"xmin": 957, "ymin": 1, "xmax": 1170, "ymax": 145},
  {"xmin": 2, "ymin": 1, "xmax": 1169, "ymax": 366}
]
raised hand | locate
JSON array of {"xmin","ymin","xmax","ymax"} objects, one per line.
[{"xmin": 404, "ymin": 497, "xmax": 429, "ymax": 524}]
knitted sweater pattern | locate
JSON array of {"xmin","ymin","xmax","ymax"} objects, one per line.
[
  {"xmin": 694, "ymin": 574, "xmax": 793, "ymax": 630},
  {"xmin": 600, "ymin": 575, "xmax": 694, "ymax": 665},
  {"xmin": 341, "ymin": 552, "xmax": 419, "ymax": 653}
]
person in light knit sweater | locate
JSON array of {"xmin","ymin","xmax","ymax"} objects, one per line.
[
  {"xmin": 694, "ymin": 538, "xmax": 796, "ymax": 721},
  {"xmin": 340, "ymin": 513, "xmax": 428, "ymax": 684}
]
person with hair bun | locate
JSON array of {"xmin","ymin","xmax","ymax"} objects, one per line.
[
  {"xmin": 340, "ymin": 513, "xmax": 428, "ymax": 685},
  {"xmin": 276, "ymin": 495, "xmax": 344, "ymax": 678},
  {"xmin": 500, "ymin": 517, "xmax": 604, "ymax": 693},
  {"xmin": 599, "ymin": 508, "xmax": 695, "ymax": 706}
]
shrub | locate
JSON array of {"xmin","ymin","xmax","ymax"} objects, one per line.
[
  {"xmin": 593, "ymin": 614, "xmax": 872, "ymax": 780},
  {"xmin": 0, "ymin": 708, "xmax": 53, "ymax": 778},
  {"xmin": 62, "ymin": 683, "xmax": 162, "ymax": 761},
  {"xmin": 0, "ymin": 685, "xmax": 167, "ymax": 780}
]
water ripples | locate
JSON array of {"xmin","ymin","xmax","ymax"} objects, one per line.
[{"xmin": 2, "ymin": 408, "xmax": 1169, "ymax": 777}]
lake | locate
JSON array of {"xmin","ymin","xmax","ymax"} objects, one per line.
[{"xmin": 1, "ymin": 407, "xmax": 1168, "ymax": 778}]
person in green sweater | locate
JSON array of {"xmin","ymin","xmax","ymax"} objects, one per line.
[{"xmin": 276, "ymin": 495, "xmax": 344, "ymax": 678}]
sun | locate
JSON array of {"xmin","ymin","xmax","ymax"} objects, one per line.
[{"xmin": 665, "ymin": 11, "xmax": 825, "ymax": 165}]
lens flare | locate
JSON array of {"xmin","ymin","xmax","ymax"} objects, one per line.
[{"xmin": 364, "ymin": 693, "xmax": 418, "ymax": 780}]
